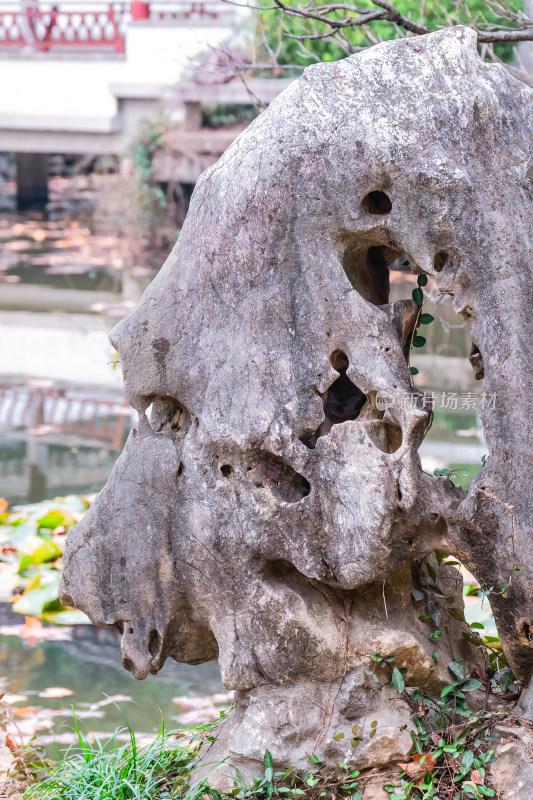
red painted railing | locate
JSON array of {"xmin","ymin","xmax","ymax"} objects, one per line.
[
  {"xmin": 0, "ymin": 3, "xmax": 127, "ymax": 51},
  {"xmin": 0, "ymin": 383, "xmax": 130, "ymax": 448},
  {"xmin": 0, "ymin": 1, "xmax": 228, "ymax": 51}
]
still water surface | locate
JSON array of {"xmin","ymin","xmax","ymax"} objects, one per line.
[{"xmin": 0, "ymin": 176, "xmax": 225, "ymax": 747}]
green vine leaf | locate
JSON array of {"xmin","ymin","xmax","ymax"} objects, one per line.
[
  {"xmin": 461, "ymin": 679, "xmax": 483, "ymax": 692},
  {"xmin": 449, "ymin": 658, "xmax": 466, "ymax": 680},
  {"xmin": 392, "ymin": 667, "xmax": 405, "ymax": 693},
  {"xmin": 412, "ymin": 288, "xmax": 424, "ymax": 305}
]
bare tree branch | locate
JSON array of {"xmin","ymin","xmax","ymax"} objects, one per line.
[{"xmin": 227, "ymin": 0, "xmax": 533, "ymax": 57}]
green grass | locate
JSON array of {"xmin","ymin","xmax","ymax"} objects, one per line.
[
  {"xmin": 23, "ymin": 714, "xmax": 203, "ymax": 800},
  {"xmin": 21, "ymin": 712, "xmax": 364, "ymax": 800},
  {"xmin": 20, "ymin": 694, "xmax": 504, "ymax": 800}
]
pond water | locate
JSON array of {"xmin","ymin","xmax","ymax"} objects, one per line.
[
  {"xmin": 0, "ymin": 175, "xmax": 227, "ymax": 749},
  {"xmin": 0, "ymin": 605, "xmax": 226, "ymax": 752},
  {"xmin": 0, "ymin": 174, "xmax": 488, "ymax": 752}
]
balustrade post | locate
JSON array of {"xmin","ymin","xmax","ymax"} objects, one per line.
[{"xmin": 130, "ymin": 0, "xmax": 150, "ymax": 20}]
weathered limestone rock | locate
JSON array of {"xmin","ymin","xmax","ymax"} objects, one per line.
[{"xmin": 60, "ymin": 26, "xmax": 533, "ymax": 794}]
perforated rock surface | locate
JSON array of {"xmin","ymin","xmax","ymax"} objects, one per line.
[{"xmin": 61, "ymin": 26, "xmax": 533, "ymax": 792}]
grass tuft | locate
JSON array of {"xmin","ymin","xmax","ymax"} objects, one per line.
[{"xmin": 23, "ymin": 712, "xmax": 201, "ymax": 800}]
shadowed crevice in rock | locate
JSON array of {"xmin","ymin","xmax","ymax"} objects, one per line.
[
  {"xmin": 341, "ymin": 237, "xmax": 402, "ymax": 305},
  {"xmin": 469, "ymin": 341, "xmax": 484, "ymax": 380},
  {"xmin": 361, "ymin": 190, "xmax": 393, "ymax": 217},
  {"xmin": 147, "ymin": 395, "xmax": 190, "ymax": 434},
  {"xmin": 245, "ymin": 453, "xmax": 311, "ymax": 504},
  {"xmin": 324, "ymin": 349, "xmax": 367, "ymax": 424}
]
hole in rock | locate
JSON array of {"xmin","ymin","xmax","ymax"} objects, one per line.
[
  {"xmin": 469, "ymin": 342, "xmax": 484, "ymax": 381},
  {"xmin": 342, "ymin": 242, "xmax": 401, "ymax": 305},
  {"xmin": 148, "ymin": 396, "xmax": 188, "ymax": 433},
  {"xmin": 522, "ymin": 621, "xmax": 533, "ymax": 642},
  {"xmin": 324, "ymin": 350, "xmax": 367, "ymax": 426},
  {"xmin": 365, "ymin": 420, "xmax": 403, "ymax": 454},
  {"xmin": 434, "ymin": 251, "xmax": 449, "ymax": 273},
  {"xmin": 246, "ymin": 454, "xmax": 310, "ymax": 504},
  {"xmin": 299, "ymin": 430, "xmax": 320, "ymax": 449},
  {"xmin": 299, "ymin": 351, "xmax": 368, "ymax": 449},
  {"xmin": 220, "ymin": 464, "xmax": 233, "ymax": 478},
  {"xmin": 177, "ymin": 462, "xmax": 184, "ymax": 477},
  {"xmin": 402, "ymin": 274, "xmax": 487, "ymax": 477},
  {"xmin": 341, "ymin": 235, "xmax": 411, "ymax": 306},
  {"xmin": 148, "ymin": 629, "xmax": 161, "ymax": 657},
  {"xmin": 412, "ymin": 555, "xmax": 522, "ymax": 697},
  {"xmin": 362, "ymin": 190, "xmax": 392, "ymax": 216}
]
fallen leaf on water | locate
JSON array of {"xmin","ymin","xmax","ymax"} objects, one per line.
[
  {"xmin": 38, "ymin": 687, "xmax": 74, "ymax": 699},
  {"xmin": 12, "ymin": 706, "xmax": 40, "ymax": 717},
  {"xmin": 172, "ymin": 692, "xmax": 233, "ymax": 710},
  {"xmin": 92, "ymin": 694, "xmax": 132, "ymax": 708},
  {"xmin": 0, "ymin": 623, "xmax": 72, "ymax": 642},
  {"xmin": 19, "ymin": 617, "xmax": 44, "ymax": 646},
  {"xmin": 5, "ymin": 241, "xmax": 31, "ymax": 251},
  {"xmin": 2, "ymin": 694, "xmax": 28, "ymax": 704}
]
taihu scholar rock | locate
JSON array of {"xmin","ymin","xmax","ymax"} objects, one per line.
[{"xmin": 61, "ymin": 26, "xmax": 533, "ymax": 796}]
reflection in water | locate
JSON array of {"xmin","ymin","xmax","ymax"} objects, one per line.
[
  {"xmin": 0, "ymin": 605, "xmax": 225, "ymax": 751},
  {"xmin": 0, "ymin": 175, "xmax": 171, "ymax": 296},
  {"xmin": 0, "ymin": 382, "xmax": 132, "ymax": 503}
]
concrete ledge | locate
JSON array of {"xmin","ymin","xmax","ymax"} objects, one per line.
[
  {"xmin": 0, "ymin": 284, "xmax": 121, "ymax": 314},
  {"xmin": 0, "ymin": 112, "xmax": 120, "ymax": 133},
  {"xmin": 167, "ymin": 78, "xmax": 296, "ymax": 105},
  {"xmin": 110, "ymin": 81, "xmax": 167, "ymax": 99},
  {"xmin": 0, "ymin": 310, "xmax": 123, "ymax": 389}
]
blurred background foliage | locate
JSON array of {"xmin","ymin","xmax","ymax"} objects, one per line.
[{"xmin": 250, "ymin": 0, "xmax": 525, "ymax": 69}]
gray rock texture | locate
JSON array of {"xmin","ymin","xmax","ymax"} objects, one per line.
[{"xmin": 60, "ymin": 26, "xmax": 533, "ymax": 796}]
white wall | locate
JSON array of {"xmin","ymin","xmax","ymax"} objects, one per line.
[{"xmin": 0, "ymin": 10, "xmax": 246, "ymax": 138}]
